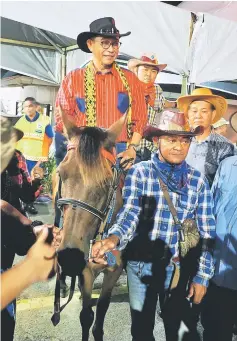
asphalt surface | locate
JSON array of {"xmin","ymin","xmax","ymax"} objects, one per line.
[{"xmin": 13, "ymin": 203, "xmax": 237, "ymax": 341}]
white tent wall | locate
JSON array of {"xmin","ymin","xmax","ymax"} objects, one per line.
[
  {"xmin": 187, "ymin": 12, "xmax": 237, "ymax": 84},
  {"xmin": 1, "ymin": 1, "xmax": 191, "ymax": 75},
  {"xmin": 1, "ymin": 44, "xmax": 62, "ymax": 84},
  {"xmin": 178, "ymin": 1, "xmax": 237, "ymax": 22},
  {"xmin": 66, "ymin": 49, "xmax": 90, "ymax": 74},
  {"xmin": 2, "ymin": 1, "xmax": 237, "ymax": 91}
]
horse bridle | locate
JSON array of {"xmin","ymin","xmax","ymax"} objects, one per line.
[
  {"xmin": 56, "ymin": 146, "xmax": 123, "ymax": 232},
  {"xmin": 51, "ymin": 144, "xmax": 133, "ymax": 327}
]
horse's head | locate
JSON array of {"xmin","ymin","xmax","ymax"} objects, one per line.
[{"xmin": 57, "ymin": 108, "xmax": 125, "ymax": 276}]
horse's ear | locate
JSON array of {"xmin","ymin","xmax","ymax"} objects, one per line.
[
  {"xmin": 58, "ymin": 106, "xmax": 77, "ymax": 139},
  {"xmin": 106, "ymin": 112, "xmax": 128, "ymax": 144}
]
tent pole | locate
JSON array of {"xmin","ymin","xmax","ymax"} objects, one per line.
[
  {"xmin": 189, "ymin": 83, "xmax": 196, "ymax": 94},
  {"xmin": 61, "ymin": 51, "xmax": 67, "ymax": 80},
  {"xmin": 0, "ymin": 38, "xmax": 56, "ymax": 50},
  {"xmin": 34, "ymin": 28, "xmax": 64, "ymax": 55}
]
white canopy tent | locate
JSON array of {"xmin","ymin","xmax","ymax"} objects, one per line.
[{"xmin": 1, "ymin": 1, "xmax": 237, "ymax": 91}]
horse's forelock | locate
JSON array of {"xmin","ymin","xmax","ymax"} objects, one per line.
[{"xmin": 77, "ymin": 127, "xmax": 112, "ymax": 186}]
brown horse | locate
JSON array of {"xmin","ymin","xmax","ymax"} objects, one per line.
[{"xmin": 55, "ymin": 110, "xmax": 125, "ymax": 341}]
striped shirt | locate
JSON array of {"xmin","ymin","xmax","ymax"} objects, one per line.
[
  {"xmin": 139, "ymin": 84, "xmax": 165, "ymax": 152},
  {"xmin": 109, "ymin": 153, "xmax": 216, "ymax": 286},
  {"xmin": 55, "ymin": 64, "xmax": 147, "ymax": 142}
]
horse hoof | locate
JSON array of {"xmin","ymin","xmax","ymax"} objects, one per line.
[{"xmin": 60, "ymin": 285, "xmax": 70, "ymax": 298}]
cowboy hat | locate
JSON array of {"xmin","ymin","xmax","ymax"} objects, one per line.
[
  {"xmin": 212, "ymin": 117, "xmax": 229, "ymax": 129},
  {"xmin": 1, "ymin": 113, "xmax": 23, "ymax": 126},
  {"xmin": 229, "ymin": 111, "xmax": 237, "ymax": 133},
  {"xmin": 177, "ymin": 88, "xmax": 227, "ymax": 124},
  {"xmin": 0, "ymin": 116, "xmax": 24, "ymax": 173},
  {"xmin": 143, "ymin": 110, "xmax": 204, "ymax": 141},
  {"xmin": 77, "ymin": 17, "xmax": 131, "ymax": 53},
  {"xmin": 128, "ymin": 53, "xmax": 167, "ymax": 73}
]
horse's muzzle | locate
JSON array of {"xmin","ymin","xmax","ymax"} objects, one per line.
[{"xmin": 58, "ymin": 248, "xmax": 87, "ymax": 276}]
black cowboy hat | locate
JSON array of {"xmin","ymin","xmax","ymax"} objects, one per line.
[
  {"xmin": 143, "ymin": 111, "xmax": 204, "ymax": 141},
  {"xmin": 77, "ymin": 17, "xmax": 131, "ymax": 53}
]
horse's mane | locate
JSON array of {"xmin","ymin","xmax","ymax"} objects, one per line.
[{"xmin": 76, "ymin": 127, "xmax": 113, "ymax": 187}]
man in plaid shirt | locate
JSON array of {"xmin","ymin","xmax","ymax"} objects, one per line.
[
  {"xmin": 128, "ymin": 54, "xmax": 177, "ymax": 162},
  {"xmin": 91, "ymin": 111, "xmax": 216, "ymax": 341}
]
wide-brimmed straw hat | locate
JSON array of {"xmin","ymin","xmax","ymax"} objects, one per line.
[
  {"xmin": 77, "ymin": 17, "xmax": 131, "ymax": 53},
  {"xmin": 229, "ymin": 111, "xmax": 237, "ymax": 133},
  {"xmin": 143, "ymin": 111, "xmax": 204, "ymax": 141},
  {"xmin": 128, "ymin": 53, "xmax": 167, "ymax": 73},
  {"xmin": 212, "ymin": 117, "xmax": 229, "ymax": 129},
  {"xmin": 0, "ymin": 116, "xmax": 24, "ymax": 173},
  {"xmin": 177, "ymin": 88, "xmax": 227, "ymax": 124}
]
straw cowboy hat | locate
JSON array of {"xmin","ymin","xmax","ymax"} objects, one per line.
[
  {"xmin": 229, "ymin": 111, "xmax": 237, "ymax": 133},
  {"xmin": 77, "ymin": 17, "xmax": 131, "ymax": 53},
  {"xmin": 143, "ymin": 110, "xmax": 204, "ymax": 141},
  {"xmin": 0, "ymin": 116, "xmax": 24, "ymax": 173},
  {"xmin": 128, "ymin": 53, "xmax": 167, "ymax": 73},
  {"xmin": 177, "ymin": 88, "xmax": 228, "ymax": 124},
  {"xmin": 212, "ymin": 117, "xmax": 229, "ymax": 129}
]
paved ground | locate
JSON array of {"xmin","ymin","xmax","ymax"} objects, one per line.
[{"xmin": 13, "ymin": 203, "xmax": 237, "ymax": 341}]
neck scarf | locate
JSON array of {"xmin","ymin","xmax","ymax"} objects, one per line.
[
  {"xmin": 84, "ymin": 61, "xmax": 133, "ymax": 139},
  {"xmin": 152, "ymin": 153, "xmax": 189, "ymax": 195}
]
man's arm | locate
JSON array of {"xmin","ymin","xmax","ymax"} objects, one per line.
[
  {"xmin": 188, "ymin": 178, "xmax": 216, "ymax": 303},
  {"xmin": 1, "ymin": 228, "xmax": 57, "ymax": 310},
  {"xmin": 90, "ymin": 166, "xmax": 143, "ymax": 263},
  {"xmin": 45, "ymin": 124, "xmax": 54, "ymax": 147}
]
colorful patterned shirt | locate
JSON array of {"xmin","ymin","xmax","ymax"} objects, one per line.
[
  {"xmin": 55, "ymin": 64, "xmax": 147, "ymax": 142},
  {"xmin": 109, "ymin": 154, "xmax": 216, "ymax": 286},
  {"xmin": 14, "ymin": 150, "xmax": 31, "ymax": 185},
  {"xmin": 139, "ymin": 84, "xmax": 165, "ymax": 153}
]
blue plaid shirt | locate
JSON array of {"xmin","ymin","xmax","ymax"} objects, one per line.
[{"xmin": 109, "ymin": 154, "xmax": 216, "ymax": 286}]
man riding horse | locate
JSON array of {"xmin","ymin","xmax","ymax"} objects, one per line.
[{"xmin": 55, "ymin": 17, "xmax": 147, "ymax": 169}]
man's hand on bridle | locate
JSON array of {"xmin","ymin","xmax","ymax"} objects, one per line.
[
  {"xmin": 117, "ymin": 147, "xmax": 136, "ymax": 170},
  {"xmin": 89, "ymin": 235, "xmax": 120, "ymax": 265}
]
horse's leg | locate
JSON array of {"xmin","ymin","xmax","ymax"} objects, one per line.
[
  {"xmin": 92, "ymin": 266, "xmax": 123, "ymax": 341},
  {"xmin": 79, "ymin": 267, "xmax": 95, "ymax": 341}
]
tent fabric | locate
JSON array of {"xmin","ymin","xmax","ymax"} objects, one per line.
[
  {"xmin": 178, "ymin": 1, "xmax": 237, "ymax": 22},
  {"xmin": 1, "ymin": 1, "xmax": 191, "ymax": 75},
  {"xmin": 187, "ymin": 12, "xmax": 237, "ymax": 84},
  {"xmin": 1, "ymin": 16, "xmax": 76, "ymax": 47},
  {"xmin": 1, "ymin": 2, "xmax": 237, "ymax": 87},
  {"xmin": 1, "ymin": 44, "xmax": 61, "ymax": 84}
]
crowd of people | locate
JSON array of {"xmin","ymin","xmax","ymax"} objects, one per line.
[{"xmin": 1, "ymin": 15, "xmax": 237, "ymax": 341}]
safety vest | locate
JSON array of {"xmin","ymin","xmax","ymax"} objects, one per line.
[{"xmin": 15, "ymin": 115, "xmax": 51, "ymax": 161}]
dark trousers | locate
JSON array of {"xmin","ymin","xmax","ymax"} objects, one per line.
[
  {"xmin": 1, "ymin": 300, "xmax": 16, "ymax": 341},
  {"xmin": 201, "ymin": 281, "xmax": 237, "ymax": 341}
]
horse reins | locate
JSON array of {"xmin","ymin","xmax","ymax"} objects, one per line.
[{"xmin": 52, "ymin": 144, "xmax": 128, "ymax": 326}]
